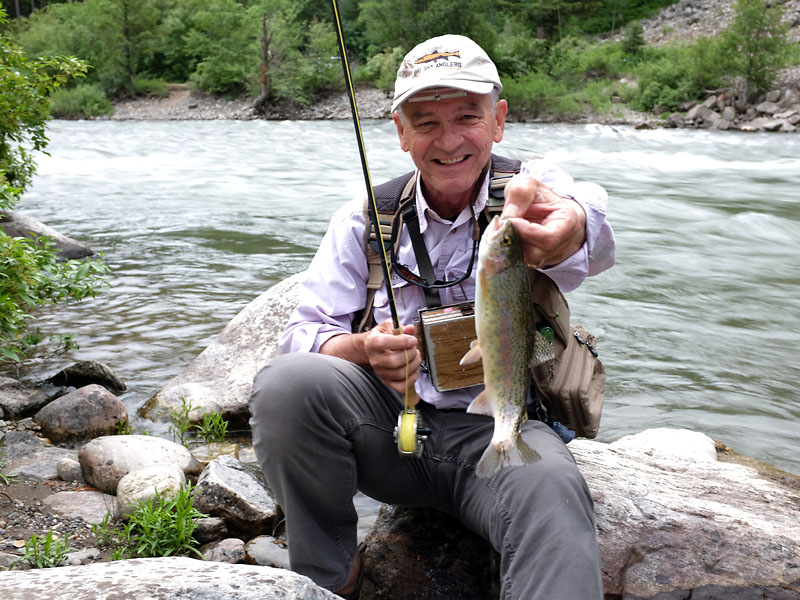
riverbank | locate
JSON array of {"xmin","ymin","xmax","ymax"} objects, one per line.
[{"xmin": 104, "ymin": 71, "xmax": 800, "ymax": 133}]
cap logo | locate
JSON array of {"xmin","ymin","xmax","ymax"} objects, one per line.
[{"xmin": 414, "ymin": 50, "xmax": 460, "ymax": 65}]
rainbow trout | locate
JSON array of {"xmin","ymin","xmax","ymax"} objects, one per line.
[{"xmin": 460, "ymin": 216, "xmax": 543, "ymax": 478}]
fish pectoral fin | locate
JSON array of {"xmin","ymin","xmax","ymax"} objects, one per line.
[
  {"xmin": 466, "ymin": 390, "xmax": 493, "ymax": 417},
  {"xmin": 459, "ymin": 340, "xmax": 482, "ymax": 366}
]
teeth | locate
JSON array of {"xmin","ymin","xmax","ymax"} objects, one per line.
[{"xmin": 438, "ymin": 156, "xmax": 466, "ymax": 165}]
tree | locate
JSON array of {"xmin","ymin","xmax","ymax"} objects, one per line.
[
  {"xmin": 720, "ymin": 0, "xmax": 790, "ymax": 101},
  {"xmin": 0, "ymin": 8, "xmax": 109, "ymax": 362}
]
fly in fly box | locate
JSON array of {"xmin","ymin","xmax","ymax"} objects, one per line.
[{"xmin": 415, "ymin": 302, "xmax": 484, "ymax": 392}]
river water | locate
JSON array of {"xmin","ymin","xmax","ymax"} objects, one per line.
[{"xmin": 13, "ymin": 119, "xmax": 800, "ymax": 476}]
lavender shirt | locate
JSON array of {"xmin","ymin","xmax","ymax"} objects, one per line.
[{"xmin": 279, "ymin": 159, "xmax": 616, "ymax": 410}]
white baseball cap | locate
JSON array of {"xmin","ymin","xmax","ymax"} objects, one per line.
[{"xmin": 392, "ymin": 34, "xmax": 502, "ymax": 113}]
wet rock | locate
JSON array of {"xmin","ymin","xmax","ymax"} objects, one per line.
[
  {"xmin": 43, "ymin": 490, "xmax": 117, "ymax": 524},
  {"xmin": 721, "ymin": 105, "xmax": 737, "ymax": 122},
  {"xmin": 78, "ymin": 435, "xmax": 202, "ymax": 494},
  {"xmin": 193, "ymin": 455, "xmax": 280, "ymax": 538},
  {"xmin": 202, "ymin": 538, "xmax": 246, "ymax": 564},
  {"xmin": 0, "ymin": 556, "xmax": 338, "ymax": 599},
  {"xmin": 115, "ymin": 463, "xmax": 186, "ymax": 517},
  {"xmin": 244, "ymin": 535, "xmax": 291, "ymax": 569},
  {"xmin": 0, "ymin": 211, "xmax": 93, "ymax": 260},
  {"xmin": 0, "ymin": 376, "xmax": 54, "ymax": 420},
  {"xmin": 142, "ymin": 272, "xmax": 303, "ymax": 424},
  {"xmin": 45, "ymin": 360, "xmax": 127, "ymax": 393},
  {"xmin": 34, "ymin": 384, "xmax": 127, "ymax": 444},
  {"xmin": 756, "ymin": 100, "xmax": 782, "ymax": 115},
  {"xmin": 65, "ymin": 547, "xmax": 102, "ymax": 566}
]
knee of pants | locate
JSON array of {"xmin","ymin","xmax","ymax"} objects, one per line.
[{"xmin": 248, "ymin": 353, "xmax": 346, "ymax": 448}]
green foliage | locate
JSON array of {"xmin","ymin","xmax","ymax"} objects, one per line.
[
  {"xmin": 196, "ymin": 411, "xmax": 229, "ymax": 445},
  {"xmin": 621, "ymin": 22, "xmax": 645, "ymax": 59},
  {"xmin": 92, "ymin": 485, "xmax": 207, "ymax": 559},
  {"xmin": 503, "ymin": 72, "xmax": 581, "ymax": 120},
  {"xmin": 355, "ymin": 45, "xmax": 404, "ymax": 92},
  {"xmin": 358, "ymin": 0, "xmax": 496, "ymax": 56},
  {"xmin": 0, "ymin": 8, "xmax": 87, "ymax": 195},
  {"xmin": 0, "ymin": 229, "xmax": 110, "ymax": 363},
  {"xmin": 169, "ymin": 396, "xmax": 195, "ymax": 447},
  {"xmin": 49, "ymin": 83, "xmax": 114, "ymax": 118},
  {"xmin": 11, "ymin": 529, "xmax": 76, "ymax": 569},
  {"xmin": 629, "ymin": 38, "xmax": 728, "ymax": 111},
  {"xmin": 719, "ymin": 0, "xmax": 791, "ymax": 100}
]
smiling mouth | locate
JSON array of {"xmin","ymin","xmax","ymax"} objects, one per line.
[{"xmin": 435, "ymin": 155, "xmax": 469, "ymax": 165}]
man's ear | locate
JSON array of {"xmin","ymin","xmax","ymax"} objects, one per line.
[
  {"xmin": 494, "ymin": 99, "xmax": 508, "ymax": 144},
  {"xmin": 393, "ymin": 112, "xmax": 410, "ymax": 153}
]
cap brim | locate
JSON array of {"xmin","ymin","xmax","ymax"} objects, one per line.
[{"xmin": 392, "ymin": 80, "xmax": 496, "ymax": 113}]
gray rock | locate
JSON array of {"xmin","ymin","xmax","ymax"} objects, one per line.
[
  {"xmin": 66, "ymin": 547, "xmax": 102, "ymax": 566},
  {"xmin": 45, "ymin": 360, "xmax": 127, "ymax": 392},
  {"xmin": 721, "ymin": 105, "xmax": 737, "ymax": 122},
  {"xmin": 685, "ymin": 104, "xmax": 712, "ymax": 122},
  {"xmin": 0, "ymin": 376, "xmax": 53, "ymax": 420},
  {"xmin": 1, "ymin": 431, "xmax": 78, "ymax": 481},
  {"xmin": 244, "ymin": 535, "xmax": 291, "ymax": 570},
  {"xmin": 34, "ymin": 384, "xmax": 128, "ymax": 443},
  {"xmin": 142, "ymin": 272, "xmax": 303, "ymax": 424},
  {"xmin": 361, "ymin": 428, "xmax": 800, "ymax": 599},
  {"xmin": 202, "ymin": 538, "xmax": 246, "ymax": 564},
  {"xmin": 712, "ymin": 118, "xmax": 732, "ymax": 130},
  {"xmin": 667, "ymin": 112, "xmax": 685, "ymax": 128},
  {"xmin": 193, "ymin": 455, "xmax": 280, "ymax": 538},
  {"xmin": 56, "ymin": 457, "xmax": 84, "ymax": 482},
  {"xmin": 756, "ymin": 100, "xmax": 781, "ymax": 115},
  {"xmin": 116, "ymin": 463, "xmax": 187, "ymax": 517},
  {"xmin": 79, "ymin": 435, "xmax": 202, "ymax": 494},
  {"xmin": 0, "ymin": 211, "xmax": 93, "ymax": 260},
  {"xmin": 43, "ymin": 490, "xmax": 117, "ymax": 524},
  {"xmin": 195, "ymin": 517, "xmax": 229, "ymax": 544},
  {"xmin": 0, "ymin": 556, "xmax": 338, "ymax": 599}
]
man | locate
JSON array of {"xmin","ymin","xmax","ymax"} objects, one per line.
[{"xmin": 249, "ymin": 34, "xmax": 615, "ymax": 599}]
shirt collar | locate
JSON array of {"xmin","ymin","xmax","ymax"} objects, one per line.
[{"xmin": 413, "ymin": 169, "xmax": 491, "ymax": 233}]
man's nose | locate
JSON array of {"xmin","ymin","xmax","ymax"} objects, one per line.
[{"xmin": 435, "ymin": 122, "xmax": 462, "ymax": 151}]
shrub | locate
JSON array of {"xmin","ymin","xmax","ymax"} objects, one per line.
[
  {"xmin": 355, "ymin": 46, "xmax": 404, "ymax": 93},
  {"xmin": 50, "ymin": 83, "xmax": 114, "ymax": 119}
]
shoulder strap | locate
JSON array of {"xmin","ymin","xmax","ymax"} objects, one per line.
[{"xmin": 355, "ymin": 155, "xmax": 522, "ymax": 332}]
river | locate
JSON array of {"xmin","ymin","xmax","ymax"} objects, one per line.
[{"xmin": 13, "ymin": 119, "xmax": 800, "ymax": 477}]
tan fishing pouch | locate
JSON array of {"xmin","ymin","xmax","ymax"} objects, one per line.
[{"xmin": 529, "ymin": 271, "xmax": 605, "ymax": 439}]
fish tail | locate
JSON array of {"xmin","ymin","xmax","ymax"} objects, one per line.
[{"xmin": 474, "ymin": 436, "xmax": 542, "ymax": 479}]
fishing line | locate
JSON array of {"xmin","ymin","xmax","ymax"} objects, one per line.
[{"xmin": 330, "ymin": 0, "xmax": 421, "ymax": 423}]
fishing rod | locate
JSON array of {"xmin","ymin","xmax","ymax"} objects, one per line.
[{"xmin": 330, "ymin": 0, "xmax": 428, "ymax": 457}]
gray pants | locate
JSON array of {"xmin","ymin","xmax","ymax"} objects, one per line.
[{"xmin": 248, "ymin": 352, "xmax": 602, "ymax": 599}]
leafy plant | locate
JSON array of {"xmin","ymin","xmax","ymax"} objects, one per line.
[
  {"xmin": 196, "ymin": 410, "xmax": 229, "ymax": 445},
  {"xmin": 92, "ymin": 485, "xmax": 207, "ymax": 559},
  {"xmin": 169, "ymin": 396, "xmax": 194, "ymax": 447},
  {"xmin": 49, "ymin": 83, "xmax": 114, "ymax": 119},
  {"xmin": 11, "ymin": 529, "xmax": 75, "ymax": 569}
]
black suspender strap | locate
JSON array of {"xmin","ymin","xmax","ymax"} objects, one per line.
[{"xmin": 400, "ymin": 199, "xmax": 442, "ymax": 307}]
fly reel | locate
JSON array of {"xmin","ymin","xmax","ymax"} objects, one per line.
[{"xmin": 393, "ymin": 408, "xmax": 431, "ymax": 457}]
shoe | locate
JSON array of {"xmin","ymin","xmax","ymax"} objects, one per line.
[{"xmin": 336, "ymin": 542, "xmax": 366, "ymax": 600}]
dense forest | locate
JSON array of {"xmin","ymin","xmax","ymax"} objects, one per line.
[{"xmin": 1, "ymin": 0, "xmax": 798, "ymax": 120}]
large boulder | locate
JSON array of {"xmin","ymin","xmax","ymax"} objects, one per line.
[
  {"xmin": 0, "ymin": 556, "xmax": 338, "ymax": 599},
  {"xmin": 362, "ymin": 429, "xmax": 800, "ymax": 599},
  {"xmin": 140, "ymin": 273, "xmax": 303, "ymax": 424}
]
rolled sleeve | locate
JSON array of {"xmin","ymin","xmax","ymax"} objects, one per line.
[{"xmin": 279, "ymin": 198, "xmax": 369, "ymax": 354}]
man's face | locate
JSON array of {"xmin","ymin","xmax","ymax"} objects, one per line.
[{"xmin": 393, "ymin": 90, "xmax": 507, "ymax": 213}]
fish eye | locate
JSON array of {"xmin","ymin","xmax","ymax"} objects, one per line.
[{"xmin": 501, "ymin": 235, "xmax": 512, "ymax": 247}]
